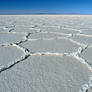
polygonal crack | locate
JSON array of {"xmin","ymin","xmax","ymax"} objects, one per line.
[
  {"xmin": 0, "ymin": 33, "xmax": 25, "ymax": 45},
  {"xmin": 0, "ymin": 55, "xmax": 91, "ymax": 92},
  {"xmin": 21, "ymin": 38, "xmax": 81, "ymax": 54},
  {"xmin": 0, "ymin": 45, "xmax": 25, "ymax": 68}
]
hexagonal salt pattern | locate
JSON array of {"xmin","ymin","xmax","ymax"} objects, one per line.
[
  {"xmin": 0, "ymin": 56, "xmax": 91, "ymax": 92},
  {"xmin": 0, "ymin": 15, "xmax": 92, "ymax": 92},
  {"xmin": 21, "ymin": 38, "xmax": 81, "ymax": 54},
  {"xmin": 28, "ymin": 32, "xmax": 67, "ymax": 40}
]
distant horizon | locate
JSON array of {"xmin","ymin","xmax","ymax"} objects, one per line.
[
  {"xmin": 0, "ymin": 13, "xmax": 92, "ymax": 15},
  {"xmin": 0, "ymin": 10, "xmax": 92, "ymax": 15}
]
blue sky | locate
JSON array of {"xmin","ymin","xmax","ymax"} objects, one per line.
[{"xmin": 0, "ymin": 0, "xmax": 92, "ymax": 14}]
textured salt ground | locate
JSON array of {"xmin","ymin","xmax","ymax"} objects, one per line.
[
  {"xmin": 0, "ymin": 33, "xmax": 25, "ymax": 45},
  {"xmin": 0, "ymin": 45, "xmax": 25, "ymax": 66},
  {"xmin": 69, "ymin": 35, "xmax": 92, "ymax": 45},
  {"xmin": 0, "ymin": 56, "xmax": 91, "ymax": 92},
  {"xmin": 21, "ymin": 38, "xmax": 80, "ymax": 53},
  {"xmin": 76, "ymin": 28, "xmax": 92, "ymax": 35},
  {"xmin": 0, "ymin": 15, "xmax": 92, "ymax": 92},
  {"xmin": 38, "ymin": 26, "xmax": 79, "ymax": 34},
  {"xmin": 60, "ymin": 28, "xmax": 79, "ymax": 34},
  {"xmin": 28, "ymin": 32, "xmax": 68, "ymax": 40},
  {"xmin": 12, "ymin": 26, "xmax": 41, "ymax": 33},
  {"xmin": 0, "ymin": 28, "xmax": 12, "ymax": 32},
  {"xmin": 0, "ymin": 15, "xmax": 85, "ymax": 27},
  {"xmin": 87, "ymin": 88, "xmax": 92, "ymax": 92},
  {"xmin": 80, "ymin": 47, "xmax": 92, "ymax": 65}
]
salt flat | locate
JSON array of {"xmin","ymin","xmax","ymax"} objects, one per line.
[{"xmin": 0, "ymin": 15, "xmax": 92, "ymax": 92}]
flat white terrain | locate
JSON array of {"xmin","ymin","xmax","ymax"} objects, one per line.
[{"xmin": 0, "ymin": 15, "xmax": 92, "ymax": 92}]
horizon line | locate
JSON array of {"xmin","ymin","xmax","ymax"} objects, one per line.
[{"xmin": 0, "ymin": 13, "xmax": 92, "ymax": 15}]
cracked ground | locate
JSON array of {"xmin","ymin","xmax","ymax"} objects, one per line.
[{"xmin": 0, "ymin": 15, "xmax": 92, "ymax": 92}]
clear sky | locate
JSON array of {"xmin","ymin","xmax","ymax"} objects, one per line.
[{"xmin": 0, "ymin": 0, "xmax": 92, "ymax": 14}]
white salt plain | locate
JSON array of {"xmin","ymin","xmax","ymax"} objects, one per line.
[{"xmin": 0, "ymin": 15, "xmax": 92, "ymax": 92}]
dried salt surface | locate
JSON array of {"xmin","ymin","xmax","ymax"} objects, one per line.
[
  {"xmin": 0, "ymin": 56, "xmax": 91, "ymax": 92},
  {"xmin": 69, "ymin": 35, "xmax": 92, "ymax": 45},
  {"xmin": 0, "ymin": 33, "xmax": 25, "ymax": 45},
  {"xmin": 28, "ymin": 32, "xmax": 67, "ymax": 39},
  {"xmin": 60, "ymin": 28, "xmax": 79, "ymax": 34},
  {"xmin": 80, "ymin": 28, "xmax": 92, "ymax": 35},
  {"xmin": 0, "ymin": 28, "xmax": 11, "ymax": 32},
  {"xmin": 39, "ymin": 26, "xmax": 60, "ymax": 32},
  {"xmin": 0, "ymin": 45, "xmax": 24, "ymax": 66},
  {"xmin": 0, "ymin": 15, "xmax": 92, "ymax": 92},
  {"xmin": 80, "ymin": 47, "xmax": 92, "ymax": 65},
  {"xmin": 21, "ymin": 39, "xmax": 80, "ymax": 53},
  {"xmin": 12, "ymin": 26, "xmax": 41, "ymax": 33},
  {"xmin": 87, "ymin": 88, "xmax": 92, "ymax": 92},
  {"xmin": 39, "ymin": 26, "xmax": 79, "ymax": 35}
]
